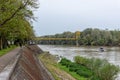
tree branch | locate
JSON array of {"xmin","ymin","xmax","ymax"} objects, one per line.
[{"xmin": 0, "ymin": 0, "xmax": 29, "ymax": 27}]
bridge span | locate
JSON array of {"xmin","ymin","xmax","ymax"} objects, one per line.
[{"xmin": 35, "ymin": 31, "xmax": 80, "ymax": 46}]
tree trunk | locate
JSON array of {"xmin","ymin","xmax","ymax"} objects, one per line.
[{"xmin": 0, "ymin": 37, "xmax": 3, "ymax": 50}]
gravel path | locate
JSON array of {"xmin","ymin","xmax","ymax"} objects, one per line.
[{"xmin": 0, "ymin": 47, "xmax": 21, "ymax": 72}]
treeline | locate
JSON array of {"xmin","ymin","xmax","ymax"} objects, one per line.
[
  {"xmin": 0, "ymin": 0, "xmax": 38, "ymax": 50},
  {"xmin": 39, "ymin": 28, "xmax": 120, "ymax": 46}
]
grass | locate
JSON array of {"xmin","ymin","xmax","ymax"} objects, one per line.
[
  {"xmin": 39, "ymin": 53, "xmax": 61, "ymax": 80},
  {"xmin": 39, "ymin": 53, "xmax": 77, "ymax": 80},
  {"xmin": 0, "ymin": 45, "xmax": 17, "ymax": 57},
  {"xmin": 58, "ymin": 64, "xmax": 87, "ymax": 80}
]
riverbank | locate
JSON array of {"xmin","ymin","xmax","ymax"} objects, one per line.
[
  {"xmin": 39, "ymin": 51, "xmax": 120, "ymax": 80},
  {"xmin": 38, "ymin": 45, "xmax": 120, "ymax": 80},
  {"xmin": 39, "ymin": 52, "xmax": 77, "ymax": 80},
  {"xmin": 0, "ymin": 45, "xmax": 54, "ymax": 80}
]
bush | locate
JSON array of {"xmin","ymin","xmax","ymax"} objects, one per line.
[
  {"xmin": 60, "ymin": 58, "xmax": 72, "ymax": 67},
  {"xmin": 69, "ymin": 67, "xmax": 80, "ymax": 72},
  {"xmin": 69, "ymin": 63, "xmax": 80, "ymax": 68},
  {"xmin": 74, "ymin": 56, "xmax": 88, "ymax": 66},
  {"xmin": 60, "ymin": 57, "xmax": 120, "ymax": 80},
  {"xmin": 60, "ymin": 58, "xmax": 93, "ymax": 79},
  {"xmin": 90, "ymin": 76, "xmax": 100, "ymax": 80},
  {"xmin": 74, "ymin": 56, "xmax": 120, "ymax": 80},
  {"xmin": 98, "ymin": 63, "xmax": 120, "ymax": 80},
  {"xmin": 76, "ymin": 70, "xmax": 92, "ymax": 78}
]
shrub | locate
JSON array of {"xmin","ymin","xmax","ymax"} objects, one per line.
[
  {"xmin": 69, "ymin": 67, "xmax": 80, "ymax": 72},
  {"xmin": 74, "ymin": 56, "xmax": 88, "ymax": 66},
  {"xmin": 76, "ymin": 70, "xmax": 92, "ymax": 78},
  {"xmin": 98, "ymin": 63, "xmax": 120, "ymax": 80},
  {"xmin": 60, "ymin": 57, "xmax": 120, "ymax": 80},
  {"xmin": 60, "ymin": 58, "xmax": 71, "ymax": 67},
  {"xmin": 69, "ymin": 63, "xmax": 80, "ymax": 68},
  {"xmin": 90, "ymin": 76, "xmax": 100, "ymax": 80},
  {"xmin": 74, "ymin": 56, "xmax": 120, "ymax": 80}
]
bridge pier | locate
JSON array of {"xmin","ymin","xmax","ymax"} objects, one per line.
[
  {"xmin": 76, "ymin": 40, "xmax": 79, "ymax": 47},
  {"xmin": 75, "ymin": 31, "xmax": 80, "ymax": 47}
]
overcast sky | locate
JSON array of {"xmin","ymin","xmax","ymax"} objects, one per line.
[{"xmin": 33, "ymin": 0, "xmax": 120, "ymax": 36}]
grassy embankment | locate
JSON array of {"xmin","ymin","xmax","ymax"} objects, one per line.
[
  {"xmin": 39, "ymin": 52, "xmax": 87, "ymax": 80},
  {"xmin": 0, "ymin": 45, "xmax": 17, "ymax": 57},
  {"xmin": 39, "ymin": 52, "xmax": 120, "ymax": 80}
]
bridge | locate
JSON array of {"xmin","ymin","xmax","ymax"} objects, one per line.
[{"xmin": 34, "ymin": 31, "xmax": 80, "ymax": 46}]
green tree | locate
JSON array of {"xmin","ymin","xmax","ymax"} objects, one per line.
[{"xmin": 0, "ymin": 0, "xmax": 38, "ymax": 49}]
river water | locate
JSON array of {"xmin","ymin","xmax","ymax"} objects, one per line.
[
  {"xmin": 38, "ymin": 45, "xmax": 120, "ymax": 79},
  {"xmin": 38, "ymin": 45, "xmax": 120, "ymax": 65}
]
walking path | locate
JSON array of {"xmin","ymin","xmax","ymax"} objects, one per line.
[{"xmin": 0, "ymin": 47, "xmax": 21, "ymax": 72}]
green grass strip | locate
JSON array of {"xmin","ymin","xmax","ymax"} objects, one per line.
[
  {"xmin": 0, "ymin": 45, "xmax": 17, "ymax": 57},
  {"xmin": 58, "ymin": 64, "xmax": 87, "ymax": 80}
]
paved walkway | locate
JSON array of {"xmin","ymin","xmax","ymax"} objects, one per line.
[{"xmin": 0, "ymin": 47, "xmax": 21, "ymax": 72}]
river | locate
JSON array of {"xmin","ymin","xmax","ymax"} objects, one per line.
[
  {"xmin": 38, "ymin": 45, "xmax": 120, "ymax": 65},
  {"xmin": 38, "ymin": 45, "xmax": 120, "ymax": 79}
]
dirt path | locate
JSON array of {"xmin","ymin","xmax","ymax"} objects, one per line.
[{"xmin": 0, "ymin": 47, "xmax": 21, "ymax": 72}]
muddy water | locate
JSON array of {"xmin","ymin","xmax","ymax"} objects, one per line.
[{"xmin": 38, "ymin": 45, "xmax": 120, "ymax": 65}]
